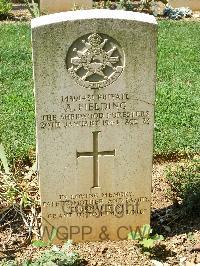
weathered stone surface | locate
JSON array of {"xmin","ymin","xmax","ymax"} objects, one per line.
[
  {"xmin": 40, "ymin": 0, "xmax": 93, "ymax": 14},
  {"xmin": 169, "ymin": 0, "xmax": 200, "ymax": 11},
  {"xmin": 31, "ymin": 10, "xmax": 157, "ymax": 243}
]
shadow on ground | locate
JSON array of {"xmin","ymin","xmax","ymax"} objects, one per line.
[{"xmin": 151, "ymin": 203, "xmax": 200, "ymax": 237}]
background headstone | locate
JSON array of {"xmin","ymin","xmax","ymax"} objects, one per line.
[
  {"xmin": 31, "ymin": 10, "xmax": 157, "ymax": 243},
  {"xmin": 40, "ymin": 0, "xmax": 93, "ymax": 14},
  {"xmin": 169, "ymin": 0, "xmax": 200, "ymax": 11}
]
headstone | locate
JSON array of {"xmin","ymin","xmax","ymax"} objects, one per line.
[
  {"xmin": 40, "ymin": 0, "xmax": 93, "ymax": 14},
  {"xmin": 31, "ymin": 10, "xmax": 157, "ymax": 243},
  {"xmin": 169, "ymin": 0, "xmax": 200, "ymax": 11}
]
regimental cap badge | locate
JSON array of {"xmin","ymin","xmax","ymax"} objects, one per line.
[{"xmin": 66, "ymin": 33, "xmax": 125, "ymax": 89}]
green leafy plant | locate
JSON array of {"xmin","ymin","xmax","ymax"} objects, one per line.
[
  {"xmin": 165, "ymin": 156, "xmax": 200, "ymax": 215},
  {"xmin": 28, "ymin": 241, "xmax": 82, "ymax": 266},
  {"xmin": 0, "ymin": 0, "xmax": 12, "ymax": 19},
  {"xmin": 163, "ymin": 5, "xmax": 192, "ymax": 20},
  {"xmin": 93, "ymin": 0, "xmax": 111, "ymax": 9},
  {"xmin": 139, "ymin": 0, "xmax": 168, "ymax": 14},
  {"xmin": 128, "ymin": 224, "xmax": 164, "ymax": 253},
  {"xmin": 24, "ymin": 0, "xmax": 40, "ymax": 18},
  {"xmin": 32, "ymin": 227, "xmax": 57, "ymax": 247},
  {"xmin": 94, "ymin": 0, "xmax": 168, "ymax": 15},
  {"xmin": 0, "ymin": 241, "xmax": 83, "ymax": 266}
]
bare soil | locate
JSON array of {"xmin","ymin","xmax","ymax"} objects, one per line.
[{"xmin": 0, "ymin": 161, "xmax": 200, "ymax": 265}]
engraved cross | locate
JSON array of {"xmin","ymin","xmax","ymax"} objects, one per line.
[{"xmin": 77, "ymin": 131, "xmax": 115, "ymax": 188}]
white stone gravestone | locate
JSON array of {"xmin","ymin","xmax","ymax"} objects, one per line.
[
  {"xmin": 40, "ymin": 0, "xmax": 93, "ymax": 14},
  {"xmin": 31, "ymin": 10, "xmax": 157, "ymax": 243}
]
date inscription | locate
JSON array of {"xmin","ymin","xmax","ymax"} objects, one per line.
[{"xmin": 39, "ymin": 93, "xmax": 151, "ymax": 130}]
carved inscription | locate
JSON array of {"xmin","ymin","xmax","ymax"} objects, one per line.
[
  {"xmin": 42, "ymin": 192, "xmax": 150, "ymax": 219},
  {"xmin": 66, "ymin": 33, "xmax": 124, "ymax": 89},
  {"xmin": 39, "ymin": 93, "xmax": 151, "ymax": 130}
]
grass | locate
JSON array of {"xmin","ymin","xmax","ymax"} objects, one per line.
[
  {"xmin": 155, "ymin": 20, "xmax": 200, "ymax": 156},
  {"xmin": 0, "ymin": 20, "xmax": 199, "ymax": 164},
  {"xmin": 0, "ymin": 22, "xmax": 35, "ymax": 163}
]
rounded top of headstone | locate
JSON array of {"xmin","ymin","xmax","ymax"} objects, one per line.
[{"xmin": 31, "ymin": 9, "xmax": 157, "ymax": 29}]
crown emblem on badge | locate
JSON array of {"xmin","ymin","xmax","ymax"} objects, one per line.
[{"xmin": 66, "ymin": 33, "xmax": 124, "ymax": 89}]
